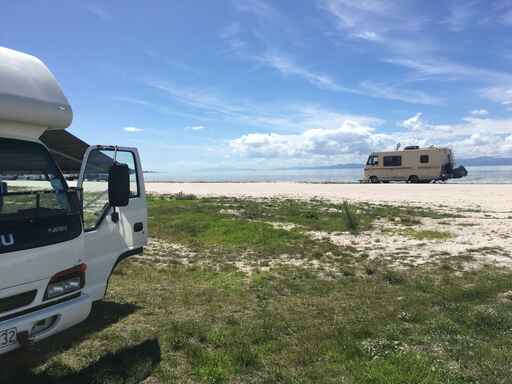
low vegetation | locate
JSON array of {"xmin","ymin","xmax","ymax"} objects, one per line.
[
  {"xmin": 150, "ymin": 195, "xmax": 458, "ymax": 238},
  {"xmin": 403, "ymin": 228, "xmax": 453, "ymax": 240},
  {"xmin": 5, "ymin": 196, "xmax": 511, "ymax": 384}
]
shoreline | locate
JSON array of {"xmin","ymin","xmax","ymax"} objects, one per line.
[{"xmin": 146, "ymin": 179, "xmax": 512, "ymax": 185}]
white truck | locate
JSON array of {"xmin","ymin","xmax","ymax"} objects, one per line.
[{"xmin": 0, "ymin": 47, "xmax": 148, "ymax": 354}]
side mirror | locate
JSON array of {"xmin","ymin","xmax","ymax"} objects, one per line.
[{"xmin": 108, "ymin": 162, "xmax": 130, "ymax": 207}]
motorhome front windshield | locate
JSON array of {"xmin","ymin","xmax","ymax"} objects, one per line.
[{"xmin": 0, "ymin": 138, "xmax": 82, "ymax": 253}]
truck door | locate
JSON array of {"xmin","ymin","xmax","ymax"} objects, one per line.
[{"xmin": 77, "ymin": 146, "xmax": 147, "ymax": 301}]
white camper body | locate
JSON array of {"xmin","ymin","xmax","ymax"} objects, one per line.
[
  {"xmin": 363, "ymin": 146, "xmax": 463, "ymax": 183},
  {"xmin": 0, "ymin": 47, "xmax": 148, "ymax": 354}
]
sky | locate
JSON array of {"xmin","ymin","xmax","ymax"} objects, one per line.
[{"xmin": 2, "ymin": 0, "xmax": 512, "ymax": 172}]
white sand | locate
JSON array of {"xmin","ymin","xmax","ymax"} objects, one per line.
[{"xmin": 146, "ymin": 182, "xmax": 512, "ymax": 212}]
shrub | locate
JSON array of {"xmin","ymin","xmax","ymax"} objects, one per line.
[
  {"xmin": 173, "ymin": 191, "xmax": 198, "ymax": 200},
  {"xmin": 342, "ymin": 201, "xmax": 360, "ymax": 233}
]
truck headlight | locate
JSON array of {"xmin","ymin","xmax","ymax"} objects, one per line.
[{"xmin": 44, "ymin": 264, "xmax": 86, "ymax": 300}]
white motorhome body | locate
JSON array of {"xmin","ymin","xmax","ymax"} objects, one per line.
[
  {"xmin": 0, "ymin": 47, "xmax": 147, "ymax": 354},
  {"xmin": 363, "ymin": 146, "xmax": 467, "ymax": 183}
]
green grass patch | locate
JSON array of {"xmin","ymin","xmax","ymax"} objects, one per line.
[
  {"xmin": 149, "ymin": 195, "xmax": 456, "ymax": 239},
  {"xmin": 148, "ymin": 197, "xmax": 353, "ymax": 259}
]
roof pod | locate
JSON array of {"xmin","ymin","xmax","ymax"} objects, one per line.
[{"xmin": 0, "ymin": 47, "xmax": 73, "ymax": 129}]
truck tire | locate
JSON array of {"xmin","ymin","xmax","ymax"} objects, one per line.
[
  {"xmin": 370, "ymin": 176, "xmax": 380, "ymax": 184},
  {"xmin": 408, "ymin": 175, "xmax": 420, "ymax": 184}
]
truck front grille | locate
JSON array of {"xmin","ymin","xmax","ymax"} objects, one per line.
[{"xmin": 0, "ymin": 290, "xmax": 37, "ymax": 314}]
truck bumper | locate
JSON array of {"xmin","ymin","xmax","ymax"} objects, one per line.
[{"xmin": 0, "ymin": 293, "xmax": 92, "ymax": 355}]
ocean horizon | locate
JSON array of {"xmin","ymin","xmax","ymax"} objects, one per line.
[{"xmin": 145, "ymin": 165, "xmax": 512, "ymax": 184}]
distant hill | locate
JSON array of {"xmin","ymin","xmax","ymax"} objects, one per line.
[{"xmin": 458, "ymin": 157, "xmax": 512, "ymax": 166}]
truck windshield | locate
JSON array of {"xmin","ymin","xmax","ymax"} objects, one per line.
[
  {"xmin": 0, "ymin": 138, "xmax": 73, "ymax": 222},
  {"xmin": 366, "ymin": 155, "xmax": 379, "ymax": 166}
]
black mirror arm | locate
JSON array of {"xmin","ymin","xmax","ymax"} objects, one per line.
[{"xmin": 111, "ymin": 207, "xmax": 119, "ymax": 223}]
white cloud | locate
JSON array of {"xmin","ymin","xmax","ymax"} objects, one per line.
[
  {"xmin": 123, "ymin": 126, "xmax": 144, "ymax": 133},
  {"xmin": 399, "ymin": 113, "xmax": 425, "ymax": 131},
  {"xmin": 480, "ymin": 87, "xmax": 512, "ymax": 106},
  {"xmin": 189, "ymin": 125, "xmax": 205, "ymax": 131},
  {"xmin": 255, "ymin": 53, "xmax": 345, "ymax": 91},
  {"xmin": 145, "ymin": 80, "xmax": 382, "ymax": 131},
  {"xmin": 383, "ymin": 59, "xmax": 512, "ymax": 107},
  {"xmin": 230, "ymin": 119, "xmax": 394, "ymax": 160},
  {"xmin": 383, "ymin": 58, "xmax": 512, "ymax": 84},
  {"xmin": 219, "ymin": 1, "xmax": 443, "ymax": 106},
  {"xmin": 397, "ymin": 114, "xmax": 512, "ymax": 157},
  {"xmin": 230, "ymin": 112, "xmax": 512, "ymax": 164},
  {"xmin": 354, "ymin": 31, "xmax": 380, "ymax": 41},
  {"xmin": 359, "ymin": 82, "xmax": 441, "ymax": 105},
  {"xmin": 86, "ymin": 4, "xmax": 111, "ymax": 20},
  {"xmin": 222, "ymin": 2, "xmax": 438, "ymax": 105},
  {"xmin": 246, "ymin": 53, "xmax": 440, "ymax": 104},
  {"xmin": 470, "ymin": 109, "xmax": 489, "ymax": 116},
  {"xmin": 115, "ymin": 96, "xmax": 204, "ymax": 121},
  {"xmin": 321, "ymin": 0, "xmax": 399, "ymax": 33},
  {"xmin": 322, "ymin": 0, "xmax": 512, "ymax": 108},
  {"xmin": 443, "ymin": 1, "xmax": 478, "ymax": 32},
  {"xmin": 321, "ymin": 0, "xmax": 429, "ymax": 48},
  {"xmin": 146, "ymin": 81, "xmax": 244, "ymax": 116},
  {"xmin": 455, "ymin": 132, "xmax": 512, "ymax": 158}
]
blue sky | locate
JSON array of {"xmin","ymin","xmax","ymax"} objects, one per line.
[{"xmin": 2, "ymin": 0, "xmax": 512, "ymax": 172}]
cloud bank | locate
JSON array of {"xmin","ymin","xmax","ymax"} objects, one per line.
[{"xmin": 230, "ymin": 113, "xmax": 512, "ymax": 164}]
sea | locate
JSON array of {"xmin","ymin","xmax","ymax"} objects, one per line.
[{"xmin": 144, "ymin": 165, "xmax": 512, "ymax": 184}]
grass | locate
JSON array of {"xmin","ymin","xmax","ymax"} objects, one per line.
[
  {"xmin": 150, "ymin": 195, "xmax": 459, "ymax": 238},
  {"xmin": 402, "ymin": 229, "xmax": 453, "ymax": 241},
  {"xmin": 382, "ymin": 227, "xmax": 453, "ymax": 241},
  {"xmin": 4, "ymin": 196, "xmax": 510, "ymax": 384},
  {"xmin": 148, "ymin": 197, "xmax": 353, "ymax": 262},
  {"xmin": 150, "ymin": 197, "xmax": 303, "ymax": 253},
  {"xmin": 6, "ymin": 263, "xmax": 512, "ymax": 383}
]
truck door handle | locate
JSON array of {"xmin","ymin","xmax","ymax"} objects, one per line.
[{"xmin": 134, "ymin": 222, "xmax": 144, "ymax": 232}]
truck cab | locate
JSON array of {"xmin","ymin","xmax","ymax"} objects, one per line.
[{"xmin": 0, "ymin": 47, "xmax": 147, "ymax": 354}]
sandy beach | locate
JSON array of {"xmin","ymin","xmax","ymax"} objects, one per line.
[{"xmin": 146, "ymin": 182, "xmax": 512, "ymax": 212}]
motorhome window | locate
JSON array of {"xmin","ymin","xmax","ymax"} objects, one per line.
[
  {"xmin": 81, "ymin": 149, "xmax": 139, "ymax": 230},
  {"xmin": 420, "ymin": 155, "xmax": 429, "ymax": 163},
  {"xmin": 383, "ymin": 156, "xmax": 402, "ymax": 167},
  {"xmin": 0, "ymin": 138, "xmax": 74, "ymax": 221}
]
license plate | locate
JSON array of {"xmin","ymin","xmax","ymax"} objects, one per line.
[{"xmin": 0, "ymin": 328, "xmax": 17, "ymax": 350}]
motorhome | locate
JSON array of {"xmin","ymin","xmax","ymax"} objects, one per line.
[
  {"xmin": 0, "ymin": 47, "xmax": 147, "ymax": 354},
  {"xmin": 363, "ymin": 146, "xmax": 467, "ymax": 183}
]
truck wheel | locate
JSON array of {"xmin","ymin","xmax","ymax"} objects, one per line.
[
  {"xmin": 370, "ymin": 176, "xmax": 380, "ymax": 184},
  {"xmin": 408, "ymin": 175, "xmax": 420, "ymax": 184}
]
